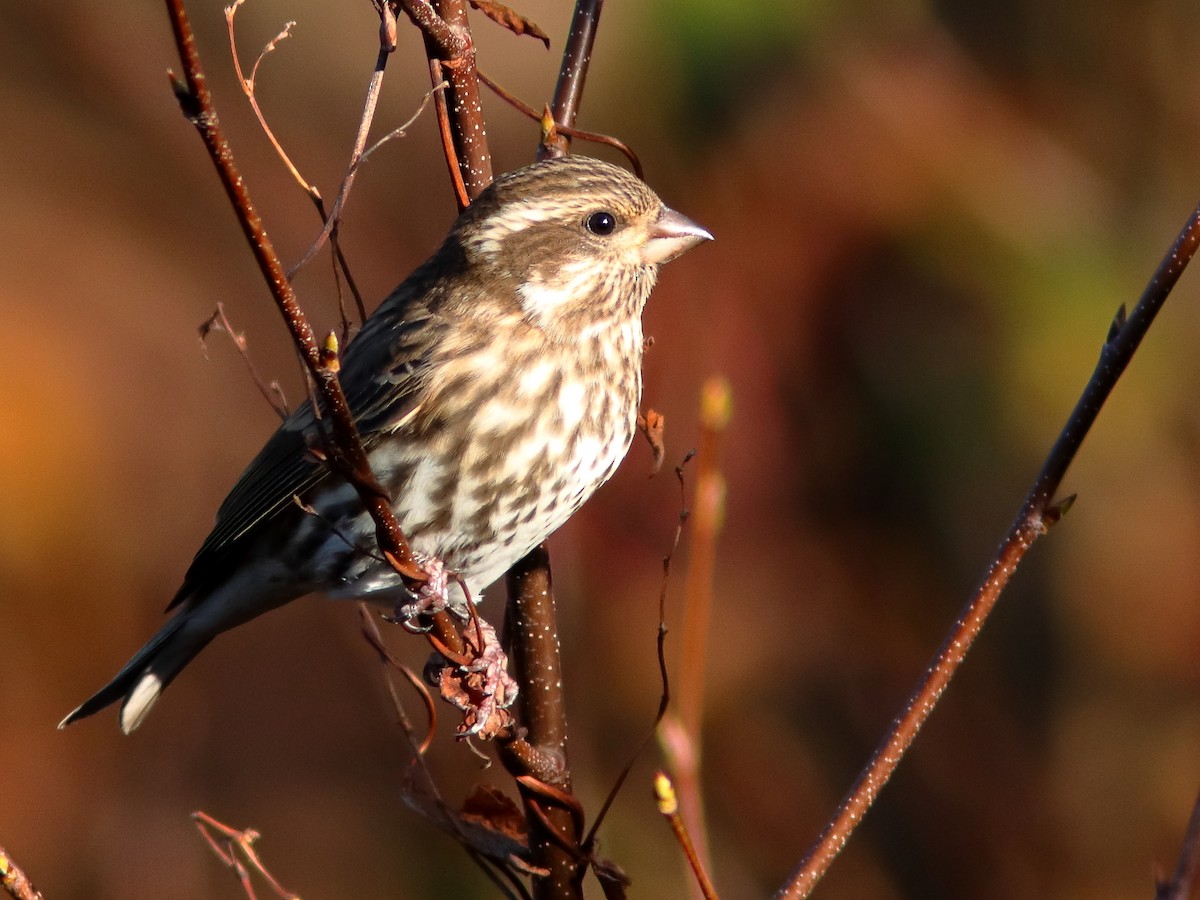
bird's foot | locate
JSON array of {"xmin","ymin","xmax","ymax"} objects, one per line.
[
  {"xmin": 436, "ymin": 617, "xmax": 518, "ymax": 739},
  {"xmin": 392, "ymin": 555, "xmax": 452, "ymax": 626}
]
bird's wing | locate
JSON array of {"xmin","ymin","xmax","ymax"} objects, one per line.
[{"xmin": 171, "ymin": 274, "xmax": 449, "ymax": 605}]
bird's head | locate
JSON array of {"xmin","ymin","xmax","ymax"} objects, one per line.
[{"xmin": 451, "ymin": 156, "xmax": 712, "ymax": 337}]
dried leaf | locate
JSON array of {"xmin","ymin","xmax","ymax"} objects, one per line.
[
  {"xmin": 461, "ymin": 785, "xmax": 528, "ymax": 842},
  {"xmin": 469, "ymin": 0, "xmax": 550, "ymax": 48},
  {"xmin": 637, "ymin": 409, "xmax": 666, "ymax": 476}
]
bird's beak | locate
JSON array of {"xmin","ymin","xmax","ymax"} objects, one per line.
[{"xmin": 642, "ymin": 205, "xmax": 713, "ymax": 266}]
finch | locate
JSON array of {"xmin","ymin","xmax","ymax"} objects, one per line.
[{"xmin": 61, "ymin": 155, "xmax": 711, "ymax": 733}]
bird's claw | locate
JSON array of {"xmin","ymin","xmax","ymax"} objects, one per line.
[{"xmin": 392, "ymin": 555, "xmax": 451, "ymax": 622}]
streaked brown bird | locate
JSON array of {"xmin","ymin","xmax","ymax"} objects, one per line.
[{"xmin": 61, "ymin": 155, "xmax": 711, "ymax": 733}]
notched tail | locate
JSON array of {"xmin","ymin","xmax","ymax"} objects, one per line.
[{"xmin": 58, "ymin": 615, "xmax": 207, "ymax": 734}]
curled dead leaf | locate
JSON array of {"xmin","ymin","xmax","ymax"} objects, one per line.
[
  {"xmin": 469, "ymin": 0, "xmax": 550, "ymax": 48},
  {"xmin": 637, "ymin": 409, "xmax": 666, "ymax": 476}
]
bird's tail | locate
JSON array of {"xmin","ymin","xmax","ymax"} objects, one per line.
[{"xmin": 58, "ymin": 612, "xmax": 212, "ymax": 734}]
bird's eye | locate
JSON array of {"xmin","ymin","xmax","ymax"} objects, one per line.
[{"xmin": 585, "ymin": 210, "xmax": 618, "ymax": 236}]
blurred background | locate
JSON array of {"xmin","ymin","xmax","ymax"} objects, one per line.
[{"xmin": 5, "ymin": 0, "xmax": 1200, "ymax": 897}]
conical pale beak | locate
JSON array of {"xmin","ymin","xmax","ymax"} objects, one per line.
[{"xmin": 642, "ymin": 205, "xmax": 713, "ymax": 266}]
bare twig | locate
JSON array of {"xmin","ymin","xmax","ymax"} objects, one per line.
[
  {"xmin": 359, "ymin": 603, "xmax": 437, "ymax": 754},
  {"xmin": 538, "ymin": 0, "xmax": 603, "ymax": 159},
  {"xmin": 193, "ymin": 811, "xmax": 300, "ymax": 900},
  {"xmin": 778, "ymin": 203, "xmax": 1200, "ymax": 897},
  {"xmin": 658, "ymin": 377, "xmax": 730, "ymax": 892},
  {"xmin": 164, "ymin": 0, "xmax": 424, "ymax": 588},
  {"xmin": 499, "ymin": 547, "xmax": 579, "ymax": 898},
  {"xmin": 226, "ymin": 5, "xmax": 309, "ymax": 200},
  {"xmin": 287, "ymin": 72, "xmax": 442, "ymax": 279},
  {"xmin": 0, "ymin": 846, "xmax": 43, "ymax": 900},
  {"xmin": 579, "ymin": 451, "xmax": 693, "ymax": 889},
  {"xmin": 654, "ymin": 772, "xmax": 719, "ymax": 900},
  {"xmin": 199, "ymin": 302, "xmax": 289, "ymax": 419},
  {"xmin": 400, "ymin": 0, "xmax": 492, "ymax": 204},
  {"xmin": 225, "ymin": 2, "xmax": 368, "ymax": 328},
  {"xmin": 1156, "ymin": 786, "xmax": 1200, "ymax": 900},
  {"xmin": 477, "ymin": 70, "xmax": 643, "ymax": 178}
]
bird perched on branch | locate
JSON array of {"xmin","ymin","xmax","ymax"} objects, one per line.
[{"xmin": 61, "ymin": 155, "xmax": 711, "ymax": 734}]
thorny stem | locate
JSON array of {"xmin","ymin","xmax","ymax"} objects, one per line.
[{"xmin": 778, "ymin": 202, "xmax": 1200, "ymax": 898}]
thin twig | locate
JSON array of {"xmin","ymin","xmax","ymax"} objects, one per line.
[
  {"xmin": 199, "ymin": 302, "xmax": 289, "ymax": 419},
  {"xmin": 579, "ymin": 451, "xmax": 693, "ymax": 884},
  {"xmin": 538, "ymin": 0, "xmax": 603, "ymax": 159},
  {"xmin": 226, "ymin": 0, "xmax": 371, "ymax": 327},
  {"xmin": 499, "ymin": 547, "xmax": 578, "ymax": 898},
  {"xmin": 659, "ymin": 378, "xmax": 730, "ymax": 893},
  {"xmin": 1156, "ymin": 786, "xmax": 1200, "ymax": 900},
  {"xmin": 359, "ymin": 603, "xmax": 437, "ymax": 754},
  {"xmin": 226, "ymin": 4, "xmax": 311, "ymax": 201},
  {"xmin": 778, "ymin": 202, "xmax": 1200, "ymax": 897},
  {"xmin": 287, "ymin": 69, "xmax": 442, "ymax": 279},
  {"xmin": 164, "ymin": 0, "xmax": 424, "ymax": 588},
  {"xmin": 0, "ymin": 846, "xmax": 43, "ymax": 900},
  {"xmin": 477, "ymin": 69, "xmax": 642, "ymax": 178},
  {"xmin": 654, "ymin": 772, "xmax": 719, "ymax": 900},
  {"xmin": 193, "ymin": 811, "xmax": 300, "ymax": 900}
]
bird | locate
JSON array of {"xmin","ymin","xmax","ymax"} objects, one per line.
[{"xmin": 60, "ymin": 155, "xmax": 712, "ymax": 734}]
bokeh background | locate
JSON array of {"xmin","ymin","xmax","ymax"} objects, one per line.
[{"xmin": 5, "ymin": 0, "xmax": 1200, "ymax": 897}]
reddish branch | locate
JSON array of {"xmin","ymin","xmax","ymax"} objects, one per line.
[
  {"xmin": 162, "ymin": 0, "xmax": 474, "ymax": 667},
  {"xmin": 397, "ymin": 0, "xmax": 493, "ymax": 205},
  {"xmin": 539, "ymin": 0, "xmax": 604, "ymax": 159},
  {"xmin": 778, "ymin": 202, "xmax": 1200, "ymax": 897},
  {"xmin": 498, "ymin": 548, "xmax": 581, "ymax": 895},
  {"xmin": 655, "ymin": 772, "xmax": 718, "ymax": 900},
  {"xmin": 0, "ymin": 846, "xmax": 43, "ymax": 900},
  {"xmin": 193, "ymin": 811, "xmax": 299, "ymax": 900},
  {"xmin": 1157, "ymin": 787, "xmax": 1200, "ymax": 900},
  {"xmin": 476, "ymin": 69, "xmax": 643, "ymax": 178}
]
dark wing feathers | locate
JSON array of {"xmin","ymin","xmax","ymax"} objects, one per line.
[{"xmin": 172, "ymin": 271, "xmax": 451, "ymax": 604}]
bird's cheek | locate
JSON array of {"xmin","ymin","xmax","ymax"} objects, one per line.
[{"xmin": 517, "ymin": 279, "xmax": 575, "ymax": 327}]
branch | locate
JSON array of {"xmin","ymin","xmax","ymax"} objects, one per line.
[
  {"xmin": 778, "ymin": 202, "xmax": 1200, "ymax": 897},
  {"xmin": 0, "ymin": 847, "xmax": 43, "ymax": 900},
  {"xmin": 399, "ymin": 0, "xmax": 492, "ymax": 204},
  {"xmin": 498, "ymin": 547, "xmax": 580, "ymax": 898},
  {"xmin": 163, "ymin": 0, "xmax": 479, "ymax": 672},
  {"xmin": 164, "ymin": 0, "xmax": 422, "ymax": 584},
  {"xmin": 226, "ymin": 1, "xmax": 369, "ymax": 330},
  {"xmin": 539, "ymin": 0, "xmax": 604, "ymax": 158},
  {"xmin": 477, "ymin": 69, "xmax": 643, "ymax": 177},
  {"xmin": 1156, "ymin": 786, "xmax": 1200, "ymax": 900},
  {"xmin": 659, "ymin": 378, "xmax": 731, "ymax": 890},
  {"xmin": 193, "ymin": 811, "xmax": 299, "ymax": 900}
]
